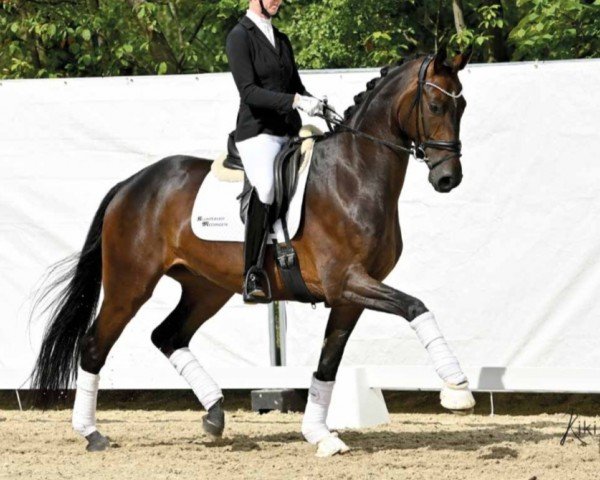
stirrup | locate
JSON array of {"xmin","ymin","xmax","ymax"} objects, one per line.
[{"xmin": 243, "ymin": 267, "xmax": 272, "ymax": 304}]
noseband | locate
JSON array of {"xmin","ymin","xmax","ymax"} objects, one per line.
[{"xmin": 317, "ymin": 55, "xmax": 463, "ymax": 170}]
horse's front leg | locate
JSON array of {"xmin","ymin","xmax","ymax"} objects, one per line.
[
  {"xmin": 302, "ymin": 305, "xmax": 363, "ymax": 457},
  {"xmin": 339, "ymin": 268, "xmax": 476, "ymax": 412}
]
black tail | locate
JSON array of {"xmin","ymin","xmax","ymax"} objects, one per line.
[{"xmin": 30, "ymin": 181, "xmax": 126, "ymax": 406}]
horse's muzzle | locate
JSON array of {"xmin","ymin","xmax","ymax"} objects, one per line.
[{"xmin": 428, "ymin": 157, "xmax": 463, "ymax": 193}]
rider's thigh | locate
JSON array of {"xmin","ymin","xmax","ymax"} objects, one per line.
[{"xmin": 236, "ymin": 134, "xmax": 288, "ymax": 205}]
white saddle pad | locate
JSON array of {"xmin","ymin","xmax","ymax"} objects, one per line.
[{"xmin": 192, "ymin": 126, "xmax": 321, "ymax": 243}]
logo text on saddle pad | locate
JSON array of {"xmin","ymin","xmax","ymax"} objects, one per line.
[{"xmin": 197, "ymin": 216, "xmax": 228, "ymax": 228}]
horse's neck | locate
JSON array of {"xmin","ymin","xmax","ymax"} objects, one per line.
[
  {"xmin": 311, "ymin": 66, "xmax": 417, "ymax": 205},
  {"xmin": 313, "ymin": 127, "xmax": 409, "ymax": 209},
  {"xmin": 344, "ymin": 100, "xmax": 410, "ymax": 203}
]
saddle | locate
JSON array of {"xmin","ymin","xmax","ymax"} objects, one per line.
[
  {"xmin": 224, "ymin": 131, "xmax": 307, "ymax": 224},
  {"xmin": 222, "ymin": 128, "xmax": 322, "ymax": 304}
]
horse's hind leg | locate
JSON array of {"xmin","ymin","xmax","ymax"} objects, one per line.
[
  {"xmin": 74, "ymin": 254, "xmax": 163, "ymax": 451},
  {"xmin": 151, "ymin": 269, "xmax": 234, "ymax": 438}
]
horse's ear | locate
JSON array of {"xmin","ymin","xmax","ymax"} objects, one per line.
[
  {"xmin": 450, "ymin": 46, "xmax": 472, "ymax": 72},
  {"xmin": 433, "ymin": 45, "xmax": 448, "ymax": 74}
]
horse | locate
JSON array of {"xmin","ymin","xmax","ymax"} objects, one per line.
[{"xmin": 32, "ymin": 48, "xmax": 475, "ymax": 457}]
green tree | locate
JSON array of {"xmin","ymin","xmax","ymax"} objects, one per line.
[
  {"xmin": 0, "ymin": 0, "xmax": 244, "ymax": 78},
  {"xmin": 509, "ymin": 0, "xmax": 600, "ymax": 60},
  {"xmin": 283, "ymin": 0, "xmax": 421, "ymax": 69},
  {"xmin": 0, "ymin": 0, "xmax": 598, "ymax": 79}
]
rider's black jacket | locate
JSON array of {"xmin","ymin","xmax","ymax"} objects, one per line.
[{"xmin": 226, "ymin": 16, "xmax": 308, "ymax": 142}]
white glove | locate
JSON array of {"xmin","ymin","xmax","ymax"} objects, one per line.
[{"xmin": 294, "ymin": 95, "xmax": 324, "ymax": 116}]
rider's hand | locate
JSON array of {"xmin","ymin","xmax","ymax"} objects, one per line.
[{"xmin": 294, "ymin": 94, "xmax": 324, "ymax": 116}]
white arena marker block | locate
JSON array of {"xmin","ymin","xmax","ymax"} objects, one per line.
[{"xmin": 326, "ymin": 367, "xmax": 390, "ymax": 430}]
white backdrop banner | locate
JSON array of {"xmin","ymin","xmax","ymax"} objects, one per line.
[{"xmin": 1, "ymin": 59, "xmax": 599, "ymax": 392}]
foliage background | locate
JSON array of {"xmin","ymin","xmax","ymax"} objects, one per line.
[{"xmin": 0, "ymin": 0, "xmax": 598, "ymax": 79}]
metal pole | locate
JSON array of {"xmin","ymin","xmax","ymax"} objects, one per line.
[
  {"xmin": 251, "ymin": 301, "xmax": 301, "ymax": 414},
  {"xmin": 277, "ymin": 301, "xmax": 287, "ymax": 366},
  {"xmin": 15, "ymin": 390, "xmax": 23, "ymax": 412},
  {"xmin": 268, "ymin": 302, "xmax": 281, "ymax": 366}
]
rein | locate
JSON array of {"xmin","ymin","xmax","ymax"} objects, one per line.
[
  {"xmin": 316, "ymin": 106, "xmax": 415, "ymax": 156},
  {"xmin": 313, "ymin": 55, "xmax": 463, "ymax": 170}
]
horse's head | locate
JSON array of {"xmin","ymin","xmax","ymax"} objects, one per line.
[{"xmin": 398, "ymin": 49, "xmax": 471, "ymax": 193}]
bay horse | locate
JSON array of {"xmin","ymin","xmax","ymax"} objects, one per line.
[{"xmin": 32, "ymin": 49, "xmax": 475, "ymax": 457}]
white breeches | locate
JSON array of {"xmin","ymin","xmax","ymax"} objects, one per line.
[{"xmin": 235, "ymin": 133, "xmax": 288, "ymax": 205}]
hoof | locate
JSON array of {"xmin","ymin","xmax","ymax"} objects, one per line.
[
  {"xmin": 202, "ymin": 399, "xmax": 225, "ymax": 439},
  {"xmin": 316, "ymin": 432, "xmax": 350, "ymax": 458},
  {"xmin": 85, "ymin": 431, "xmax": 110, "ymax": 452},
  {"xmin": 440, "ymin": 381, "xmax": 476, "ymax": 412},
  {"xmin": 450, "ymin": 407, "xmax": 475, "ymax": 416}
]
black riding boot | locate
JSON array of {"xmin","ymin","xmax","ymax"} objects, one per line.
[{"xmin": 243, "ymin": 189, "xmax": 272, "ymax": 303}]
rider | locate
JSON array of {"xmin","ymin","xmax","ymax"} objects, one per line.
[{"xmin": 226, "ymin": 0, "xmax": 323, "ymax": 303}]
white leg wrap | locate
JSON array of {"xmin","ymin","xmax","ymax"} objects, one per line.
[
  {"xmin": 410, "ymin": 312, "xmax": 467, "ymax": 386},
  {"xmin": 169, "ymin": 348, "xmax": 223, "ymax": 411},
  {"xmin": 301, "ymin": 375, "xmax": 334, "ymax": 445},
  {"xmin": 72, "ymin": 366, "xmax": 99, "ymax": 438}
]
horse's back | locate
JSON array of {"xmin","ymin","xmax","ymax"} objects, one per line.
[
  {"xmin": 146, "ymin": 154, "xmax": 213, "ymax": 186},
  {"xmin": 116, "ymin": 154, "xmax": 211, "ymax": 199},
  {"xmin": 104, "ymin": 155, "xmax": 213, "ymax": 238}
]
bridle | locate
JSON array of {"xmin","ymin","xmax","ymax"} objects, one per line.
[
  {"xmin": 315, "ymin": 55, "xmax": 463, "ymax": 171},
  {"xmin": 412, "ymin": 55, "xmax": 463, "ymax": 170}
]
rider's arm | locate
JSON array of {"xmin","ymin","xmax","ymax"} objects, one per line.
[
  {"xmin": 226, "ymin": 28, "xmax": 295, "ymax": 113},
  {"xmin": 283, "ymin": 35, "xmax": 310, "ymax": 97}
]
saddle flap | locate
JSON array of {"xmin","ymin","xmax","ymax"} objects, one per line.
[
  {"xmin": 237, "ymin": 175, "xmax": 253, "ymax": 224},
  {"xmin": 236, "ymin": 136, "xmax": 305, "ymax": 224},
  {"xmin": 273, "ymin": 138, "xmax": 303, "ymax": 221}
]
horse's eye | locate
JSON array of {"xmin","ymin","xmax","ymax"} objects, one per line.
[{"xmin": 429, "ymin": 103, "xmax": 442, "ymax": 115}]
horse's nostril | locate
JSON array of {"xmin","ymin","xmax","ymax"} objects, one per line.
[{"xmin": 438, "ymin": 176, "xmax": 452, "ymax": 191}]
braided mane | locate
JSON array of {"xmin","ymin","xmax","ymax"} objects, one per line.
[{"xmin": 333, "ymin": 54, "xmax": 433, "ymax": 132}]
